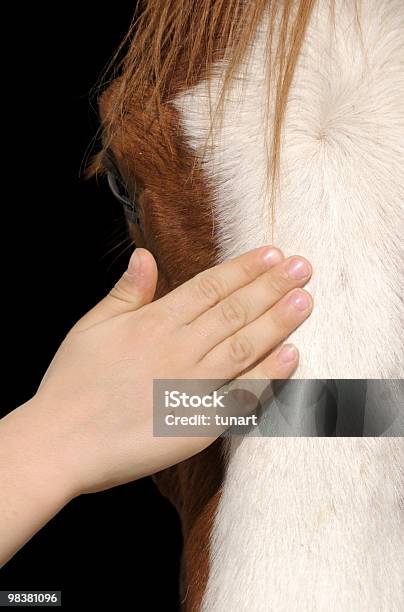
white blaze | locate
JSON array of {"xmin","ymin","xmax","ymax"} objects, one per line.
[
  {"xmin": 174, "ymin": 1, "xmax": 404, "ymax": 610},
  {"xmin": 175, "ymin": 0, "xmax": 403, "ymax": 380}
]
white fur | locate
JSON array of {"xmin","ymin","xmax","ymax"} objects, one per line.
[
  {"xmin": 204, "ymin": 438, "xmax": 404, "ymax": 612},
  {"xmin": 174, "ymin": 1, "xmax": 404, "ymax": 610}
]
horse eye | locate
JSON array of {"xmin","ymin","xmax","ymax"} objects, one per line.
[{"xmin": 106, "ymin": 170, "xmax": 141, "ymax": 226}]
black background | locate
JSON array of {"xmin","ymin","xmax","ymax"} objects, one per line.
[{"xmin": 1, "ymin": 4, "xmax": 182, "ymax": 609}]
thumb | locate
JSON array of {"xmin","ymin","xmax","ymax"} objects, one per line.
[
  {"xmin": 73, "ymin": 248, "xmax": 158, "ymax": 331},
  {"xmin": 108, "ymin": 248, "xmax": 158, "ymax": 310}
]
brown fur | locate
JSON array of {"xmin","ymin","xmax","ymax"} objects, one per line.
[
  {"xmin": 99, "ymin": 76, "xmax": 221, "ymax": 609},
  {"xmin": 156, "ymin": 442, "xmax": 224, "ymax": 611},
  {"xmin": 99, "ymin": 78, "xmax": 219, "ymax": 289}
]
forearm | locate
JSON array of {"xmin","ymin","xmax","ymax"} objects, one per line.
[{"xmin": 0, "ymin": 398, "xmax": 75, "ymax": 567}]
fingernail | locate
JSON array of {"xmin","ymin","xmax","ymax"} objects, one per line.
[
  {"xmin": 276, "ymin": 343, "xmax": 298, "ymax": 363},
  {"xmin": 262, "ymin": 247, "xmax": 283, "ymax": 267},
  {"xmin": 288, "ymin": 289, "xmax": 312, "ymax": 311},
  {"xmin": 285, "ymin": 257, "xmax": 311, "ymax": 280},
  {"xmin": 127, "ymin": 249, "xmax": 143, "ymax": 278}
]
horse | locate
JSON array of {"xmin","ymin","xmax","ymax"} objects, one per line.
[{"xmin": 92, "ymin": 1, "xmax": 404, "ymax": 609}]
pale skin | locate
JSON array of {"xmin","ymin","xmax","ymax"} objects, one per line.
[{"xmin": 0, "ymin": 245, "xmax": 313, "ymax": 568}]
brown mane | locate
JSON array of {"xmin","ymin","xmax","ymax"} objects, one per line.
[{"xmin": 92, "ymin": 0, "xmax": 320, "ymax": 225}]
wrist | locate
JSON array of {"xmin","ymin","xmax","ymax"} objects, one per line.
[
  {"xmin": 0, "ymin": 396, "xmax": 78, "ymax": 508},
  {"xmin": 0, "ymin": 397, "xmax": 79, "ymax": 567}
]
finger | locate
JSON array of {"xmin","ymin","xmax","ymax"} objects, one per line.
[
  {"xmin": 197, "ymin": 288, "xmax": 313, "ymax": 379},
  {"xmin": 238, "ymin": 343, "xmax": 299, "ymax": 380},
  {"xmin": 210, "ymin": 344, "xmax": 299, "ymax": 424},
  {"xmin": 158, "ymin": 245, "xmax": 284, "ymax": 324},
  {"xmin": 187, "ymin": 256, "xmax": 312, "ymax": 353},
  {"xmin": 107, "ymin": 248, "xmax": 158, "ymax": 310},
  {"xmin": 72, "ymin": 249, "xmax": 158, "ymax": 331}
]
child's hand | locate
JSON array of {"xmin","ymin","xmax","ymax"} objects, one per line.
[{"xmin": 26, "ymin": 245, "xmax": 312, "ymax": 495}]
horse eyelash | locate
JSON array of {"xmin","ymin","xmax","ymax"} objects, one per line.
[{"xmin": 103, "ymin": 149, "xmax": 142, "ymax": 226}]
